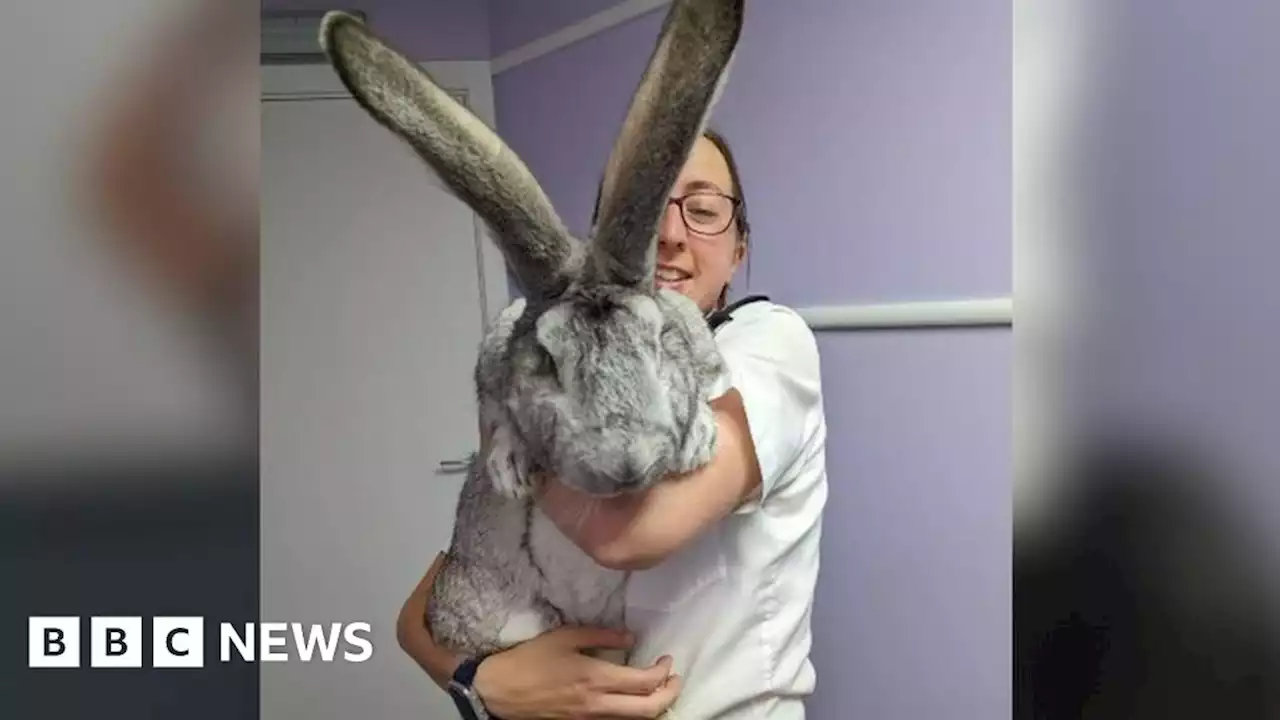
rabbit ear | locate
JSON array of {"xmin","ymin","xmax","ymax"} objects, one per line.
[
  {"xmin": 588, "ymin": 0, "xmax": 745, "ymax": 289},
  {"xmin": 319, "ymin": 12, "xmax": 579, "ymax": 300}
]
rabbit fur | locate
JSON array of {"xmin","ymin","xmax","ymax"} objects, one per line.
[{"xmin": 317, "ymin": 0, "xmax": 745, "ymax": 672}]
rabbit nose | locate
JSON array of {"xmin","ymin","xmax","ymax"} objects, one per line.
[
  {"xmin": 622, "ymin": 442, "xmax": 661, "ymax": 489},
  {"xmin": 619, "ymin": 464, "xmax": 647, "ymax": 491}
]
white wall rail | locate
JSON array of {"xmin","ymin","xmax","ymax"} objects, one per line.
[{"xmin": 794, "ymin": 297, "xmax": 1012, "ymax": 331}]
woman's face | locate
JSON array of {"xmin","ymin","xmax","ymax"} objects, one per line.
[{"xmin": 653, "ymin": 136, "xmax": 745, "ymax": 313}]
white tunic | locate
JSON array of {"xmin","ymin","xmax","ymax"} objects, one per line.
[{"xmin": 625, "ymin": 300, "xmax": 830, "ymax": 719}]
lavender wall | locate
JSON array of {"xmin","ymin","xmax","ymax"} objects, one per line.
[
  {"xmin": 815, "ymin": 329, "xmax": 1009, "ymax": 718},
  {"xmin": 263, "ymin": 0, "xmax": 491, "ymax": 60},
  {"xmin": 491, "ymin": 2, "xmax": 1011, "ymax": 718},
  {"xmin": 488, "ymin": 0, "xmax": 624, "ymax": 58}
]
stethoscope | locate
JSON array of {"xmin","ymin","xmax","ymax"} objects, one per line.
[{"xmin": 705, "ymin": 294, "xmax": 769, "ymax": 333}]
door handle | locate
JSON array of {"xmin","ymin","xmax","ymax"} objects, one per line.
[{"xmin": 437, "ymin": 452, "xmax": 477, "ymax": 474}]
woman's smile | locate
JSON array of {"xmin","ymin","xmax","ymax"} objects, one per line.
[{"xmin": 655, "ymin": 263, "xmax": 694, "ymax": 293}]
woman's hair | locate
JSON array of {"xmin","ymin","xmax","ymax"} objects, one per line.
[
  {"xmin": 589, "ymin": 127, "xmax": 751, "ymax": 307},
  {"xmin": 698, "ymin": 127, "xmax": 751, "ymax": 240}
]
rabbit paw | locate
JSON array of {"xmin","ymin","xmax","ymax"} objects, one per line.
[
  {"xmin": 485, "ymin": 423, "xmax": 533, "ymax": 499},
  {"xmin": 678, "ymin": 406, "xmax": 719, "ymax": 471}
]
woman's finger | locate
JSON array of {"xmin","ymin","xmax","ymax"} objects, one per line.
[
  {"xmin": 591, "ymin": 654, "xmax": 673, "ymax": 695},
  {"xmin": 592, "ymin": 673, "xmax": 683, "ymax": 718}
]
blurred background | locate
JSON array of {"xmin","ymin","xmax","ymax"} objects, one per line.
[
  {"xmin": 1015, "ymin": 1, "xmax": 1280, "ymax": 717},
  {"xmin": 0, "ymin": 1, "xmax": 259, "ymax": 717},
  {"xmin": 1, "ymin": 0, "xmax": 1277, "ymax": 718},
  {"xmin": 0, "ymin": 0, "xmax": 256, "ymax": 477}
]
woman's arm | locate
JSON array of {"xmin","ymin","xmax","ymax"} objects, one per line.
[
  {"xmin": 537, "ymin": 388, "xmax": 763, "ymax": 571},
  {"xmin": 395, "ymin": 553, "xmax": 464, "ymax": 690},
  {"xmin": 538, "ymin": 308, "xmax": 823, "ymax": 571},
  {"xmin": 396, "ymin": 553, "xmax": 682, "ymax": 718}
]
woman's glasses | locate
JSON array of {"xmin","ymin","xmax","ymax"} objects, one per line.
[{"xmin": 666, "ymin": 191, "xmax": 741, "ymax": 236}]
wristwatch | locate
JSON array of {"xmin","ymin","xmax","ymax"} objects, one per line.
[{"xmin": 447, "ymin": 655, "xmax": 497, "ymax": 720}]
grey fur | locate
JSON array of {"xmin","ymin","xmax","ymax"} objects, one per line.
[
  {"xmin": 591, "ymin": 0, "xmax": 744, "ymax": 289},
  {"xmin": 319, "ymin": 12, "xmax": 580, "ymax": 301},
  {"xmin": 318, "ymin": 0, "xmax": 744, "ymax": 671}
]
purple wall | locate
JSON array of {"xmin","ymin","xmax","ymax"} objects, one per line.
[
  {"xmin": 491, "ymin": 14, "xmax": 661, "ymax": 237},
  {"xmin": 494, "ymin": 1, "xmax": 1010, "ymax": 305},
  {"xmin": 488, "ymin": 0, "xmax": 623, "ymax": 58},
  {"xmin": 263, "ymin": 0, "xmax": 491, "ymax": 60},
  {"xmin": 490, "ymin": 2, "xmax": 1011, "ymax": 718},
  {"xmin": 815, "ymin": 329, "xmax": 1010, "ymax": 718}
]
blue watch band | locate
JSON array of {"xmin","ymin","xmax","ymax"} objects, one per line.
[
  {"xmin": 453, "ymin": 655, "xmax": 483, "ymax": 686},
  {"xmin": 448, "ymin": 655, "xmax": 497, "ymax": 720}
]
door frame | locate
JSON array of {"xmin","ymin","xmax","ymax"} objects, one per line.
[{"xmin": 262, "ymin": 61, "xmax": 511, "ymax": 328}]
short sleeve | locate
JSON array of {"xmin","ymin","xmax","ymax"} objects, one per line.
[{"xmin": 711, "ymin": 305, "xmax": 824, "ymax": 514}]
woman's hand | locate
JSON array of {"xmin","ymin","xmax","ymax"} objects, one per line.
[
  {"xmin": 397, "ymin": 552, "xmax": 682, "ymax": 719},
  {"xmin": 475, "ymin": 627, "xmax": 681, "ymax": 719}
]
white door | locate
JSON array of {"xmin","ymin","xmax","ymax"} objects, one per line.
[{"xmin": 260, "ymin": 62, "xmax": 507, "ymax": 719}]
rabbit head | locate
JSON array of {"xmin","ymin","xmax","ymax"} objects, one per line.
[{"xmin": 318, "ymin": 0, "xmax": 745, "ymax": 497}]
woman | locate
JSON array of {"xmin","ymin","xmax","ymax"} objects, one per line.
[{"xmin": 397, "ymin": 129, "xmax": 829, "ymax": 719}]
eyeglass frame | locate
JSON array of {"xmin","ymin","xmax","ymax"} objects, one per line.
[{"xmin": 665, "ymin": 191, "xmax": 744, "ymax": 237}]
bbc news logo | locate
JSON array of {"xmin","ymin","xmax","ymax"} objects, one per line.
[{"xmin": 29, "ymin": 617, "xmax": 373, "ymax": 668}]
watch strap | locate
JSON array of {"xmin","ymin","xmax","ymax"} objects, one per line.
[
  {"xmin": 448, "ymin": 655, "xmax": 498, "ymax": 720},
  {"xmin": 453, "ymin": 655, "xmax": 484, "ymax": 686}
]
